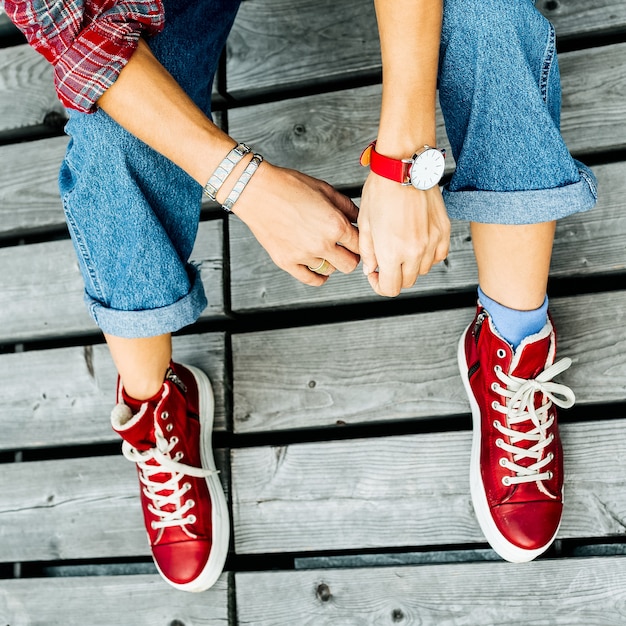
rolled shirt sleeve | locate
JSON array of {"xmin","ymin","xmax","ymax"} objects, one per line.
[{"xmin": 3, "ymin": 0, "xmax": 165, "ymax": 112}]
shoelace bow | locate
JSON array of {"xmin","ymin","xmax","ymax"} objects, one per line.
[
  {"xmin": 122, "ymin": 423, "xmax": 216, "ymax": 532},
  {"xmin": 492, "ymin": 357, "xmax": 575, "ymax": 489}
]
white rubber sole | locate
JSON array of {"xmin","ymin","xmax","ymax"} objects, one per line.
[{"xmin": 457, "ymin": 326, "xmax": 559, "ymax": 563}]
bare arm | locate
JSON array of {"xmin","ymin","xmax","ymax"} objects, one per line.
[
  {"xmin": 98, "ymin": 39, "xmax": 360, "ymax": 284},
  {"xmin": 359, "ymin": 0, "xmax": 450, "ymax": 296}
]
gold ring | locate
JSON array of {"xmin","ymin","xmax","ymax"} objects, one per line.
[{"xmin": 307, "ymin": 258, "xmax": 331, "ymax": 274}]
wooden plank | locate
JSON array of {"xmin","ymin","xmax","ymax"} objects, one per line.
[
  {"xmin": 230, "ymin": 161, "xmax": 624, "ymax": 312},
  {"xmin": 538, "ymin": 0, "xmax": 626, "ymax": 40},
  {"xmin": 226, "ymin": 0, "xmax": 380, "ymax": 98},
  {"xmin": 0, "ymin": 219, "xmax": 225, "ymax": 344},
  {"xmin": 228, "ymin": 44, "xmax": 624, "ymax": 189},
  {"xmin": 0, "ymin": 44, "xmax": 66, "ymax": 133},
  {"xmin": 0, "ymin": 575, "xmax": 229, "ymax": 625},
  {"xmin": 0, "ymin": 136, "xmax": 68, "ymax": 238},
  {"xmin": 559, "ymin": 43, "xmax": 626, "ymax": 156},
  {"xmin": 232, "ymin": 418, "xmax": 626, "ymax": 554},
  {"xmin": 232, "ymin": 291, "xmax": 626, "ymax": 432},
  {"xmin": 0, "ymin": 451, "xmax": 229, "ymax": 562},
  {"xmin": 227, "ymin": 0, "xmax": 626, "ymax": 99},
  {"xmin": 236, "ymin": 557, "xmax": 626, "ymax": 625},
  {"xmin": 0, "ymin": 332, "xmax": 227, "ymax": 452}
]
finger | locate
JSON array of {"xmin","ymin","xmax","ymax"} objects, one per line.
[
  {"xmin": 325, "ymin": 246, "xmax": 359, "ymax": 274},
  {"xmin": 307, "ymin": 258, "xmax": 335, "ymax": 277},
  {"xmin": 291, "ymin": 264, "xmax": 328, "ymax": 286},
  {"xmin": 326, "ymin": 186, "xmax": 359, "ymax": 223},
  {"xmin": 357, "ymin": 223, "xmax": 378, "ymax": 278},
  {"xmin": 335, "ymin": 220, "xmax": 360, "ymax": 255},
  {"xmin": 400, "ymin": 260, "xmax": 420, "ymax": 289},
  {"xmin": 376, "ymin": 260, "xmax": 403, "ymax": 297}
]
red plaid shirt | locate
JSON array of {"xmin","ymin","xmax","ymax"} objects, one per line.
[{"xmin": 4, "ymin": 0, "xmax": 165, "ymax": 113}]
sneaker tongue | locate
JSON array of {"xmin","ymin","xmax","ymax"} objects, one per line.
[{"xmin": 510, "ymin": 333, "xmax": 552, "ymax": 380}]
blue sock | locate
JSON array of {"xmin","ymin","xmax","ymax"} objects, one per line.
[{"xmin": 478, "ymin": 286, "xmax": 549, "ymax": 350}]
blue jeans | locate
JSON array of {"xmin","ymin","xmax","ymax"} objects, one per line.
[{"xmin": 58, "ymin": 0, "xmax": 596, "ymax": 339}]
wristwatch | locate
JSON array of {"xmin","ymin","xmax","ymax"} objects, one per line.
[{"xmin": 360, "ymin": 141, "xmax": 446, "ymax": 190}]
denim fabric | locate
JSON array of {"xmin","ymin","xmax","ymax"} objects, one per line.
[
  {"xmin": 439, "ymin": 0, "xmax": 597, "ymax": 223},
  {"xmin": 59, "ymin": 0, "xmax": 597, "ymax": 339},
  {"xmin": 58, "ymin": 0, "xmax": 240, "ymax": 338}
]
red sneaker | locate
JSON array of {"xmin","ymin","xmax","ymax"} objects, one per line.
[
  {"xmin": 111, "ymin": 363, "xmax": 229, "ymax": 591},
  {"xmin": 458, "ymin": 305, "xmax": 575, "ymax": 562}
]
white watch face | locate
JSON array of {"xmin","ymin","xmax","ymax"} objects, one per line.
[{"xmin": 409, "ymin": 148, "xmax": 445, "ymax": 190}]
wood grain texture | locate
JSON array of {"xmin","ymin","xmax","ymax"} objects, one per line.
[
  {"xmin": 226, "ymin": 0, "xmax": 380, "ymax": 97},
  {"xmin": 232, "ymin": 419, "xmax": 626, "ymax": 554},
  {"xmin": 0, "ymin": 451, "xmax": 229, "ymax": 562},
  {"xmin": 0, "ymin": 332, "xmax": 227, "ymax": 451},
  {"xmin": 560, "ymin": 43, "xmax": 626, "ymax": 156},
  {"xmin": 227, "ymin": 0, "xmax": 626, "ymax": 99},
  {"xmin": 0, "ymin": 220, "xmax": 225, "ymax": 344},
  {"xmin": 0, "ymin": 575, "xmax": 229, "ymax": 626},
  {"xmin": 228, "ymin": 44, "xmax": 624, "ymax": 190},
  {"xmin": 229, "ymin": 162, "xmax": 623, "ymax": 313},
  {"xmin": 0, "ymin": 44, "xmax": 66, "ymax": 132},
  {"xmin": 232, "ymin": 291, "xmax": 626, "ymax": 433},
  {"xmin": 236, "ymin": 557, "xmax": 626, "ymax": 625},
  {"xmin": 0, "ymin": 136, "xmax": 68, "ymax": 238}
]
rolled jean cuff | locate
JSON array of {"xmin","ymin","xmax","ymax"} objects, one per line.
[
  {"xmin": 443, "ymin": 162, "xmax": 598, "ymax": 224},
  {"xmin": 84, "ymin": 264, "xmax": 208, "ymax": 338}
]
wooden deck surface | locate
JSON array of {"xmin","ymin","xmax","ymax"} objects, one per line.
[{"xmin": 1, "ymin": 2, "xmax": 626, "ymax": 624}]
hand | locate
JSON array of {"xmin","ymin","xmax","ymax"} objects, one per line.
[
  {"xmin": 231, "ymin": 162, "xmax": 360, "ymax": 285},
  {"xmin": 358, "ymin": 172, "xmax": 450, "ymax": 297}
]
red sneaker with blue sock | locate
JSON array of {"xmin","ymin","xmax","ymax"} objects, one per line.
[
  {"xmin": 458, "ymin": 305, "xmax": 575, "ymax": 562},
  {"xmin": 111, "ymin": 362, "xmax": 229, "ymax": 591}
]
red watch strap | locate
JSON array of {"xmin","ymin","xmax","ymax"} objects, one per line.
[{"xmin": 360, "ymin": 141, "xmax": 410, "ymax": 183}]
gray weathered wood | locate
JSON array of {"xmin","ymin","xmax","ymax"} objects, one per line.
[
  {"xmin": 232, "ymin": 418, "xmax": 626, "ymax": 554},
  {"xmin": 0, "ymin": 575, "xmax": 229, "ymax": 625},
  {"xmin": 236, "ymin": 557, "xmax": 626, "ymax": 625},
  {"xmin": 229, "ymin": 44, "xmax": 625, "ymax": 189},
  {"xmin": 230, "ymin": 161, "xmax": 623, "ymax": 312},
  {"xmin": 0, "ymin": 332, "xmax": 227, "ymax": 451},
  {"xmin": 232, "ymin": 291, "xmax": 626, "ymax": 432},
  {"xmin": 0, "ymin": 136, "xmax": 68, "ymax": 238},
  {"xmin": 0, "ymin": 219, "xmax": 225, "ymax": 344},
  {"xmin": 227, "ymin": 0, "xmax": 626, "ymax": 99},
  {"xmin": 559, "ymin": 43, "xmax": 626, "ymax": 156},
  {"xmin": 227, "ymin": 0, "xmax": 380, "ymax": 98},
  {"xmin": 0, "ymin": 44, "xmax": 65, "ymax": 133},
  {"xmin": 0, "ymin": 451, "xmax": 229, "ymax": 562}
]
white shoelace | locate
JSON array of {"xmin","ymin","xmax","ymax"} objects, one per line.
[
  {"xmin": 491, "ymin": 357, "xmax": 575, "ymax": 490},
  {"xmin": 122, "ymin": 424, "xmax": 216, "ymax": 533}
]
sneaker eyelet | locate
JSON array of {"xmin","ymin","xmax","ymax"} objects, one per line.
[
  {"xmin": 491, "ymin": 401, "xmax": 500, "ymax": 410},
  {"xmin": 166, "ymin": 423, "xmax": 174, "ymax": 432},
  {"xmin": 499, "ymin": 458, "xmax": 507, "ymax": 467},
  {"xmin": 493, "ymin": 419, "xmax": 500, "ymax": 429},
  {"xmin": 502, "ymin": 476, "xmax": 511, "ymax": 486},
  {"xmin": 548, "ymin": 452, "xmax": 554, "ymax": 461},
  {"xmin": 491, "ymin": 382, "xmax": 499, "ymax": 392},
  {"xmin": 494, "ymin": 365, "xmax": 502, "ymax": 374},
  {"xmin": 547, "ymin": 471, "xmax": 554, "ymax": 480},
  {"xmin": 495, "ymin": 438, "xmax": 504, "ymax": 448},
  {"xmin": 170, "ymin": 436, "xmax": 179, "ymax": 445},
  {"xmin": 184, "ymin": 482, "xmax": 192, "ymax": 492},
  {"xmin": 497, "ymin": 349, "xmax": 506, "ymax": 359},
  {"xmin": 160, "ymin": 411, "xmax": 169, "ymax": 420},
  {"xmin": 187, "ymin": 515, "xmax": 196, "ymax": 524},
  {"xmin": 187, "ymin": 499, "xmax": 195, "ymax": 508}
]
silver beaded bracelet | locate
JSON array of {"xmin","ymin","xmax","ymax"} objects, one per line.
[
  {"xmin": 203, "ymin": 142, "xmax": 251, "ymax": 201},
  {"xmin": 222, "ymin": 153, "xmax": 264, "ymax": 212}
]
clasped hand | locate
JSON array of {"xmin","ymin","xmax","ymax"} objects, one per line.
[{"xmin": 233, "ymin": 162, "xmax": 450, "ymax": 295}]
